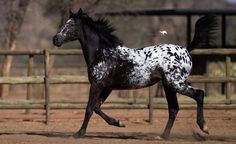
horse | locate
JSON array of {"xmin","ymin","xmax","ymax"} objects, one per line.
[{"xmin": 53, "ymin": 8, "xmax": 217, "ymax": 139}]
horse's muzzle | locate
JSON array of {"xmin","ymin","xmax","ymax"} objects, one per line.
[{"xmin": 52, "ymin": 35, "xmax": 62, "ymax": 47}]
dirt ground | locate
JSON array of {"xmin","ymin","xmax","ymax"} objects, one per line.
[{"xmin": 0, "ymin": 109, "xmax": 236, "ymax": 144}]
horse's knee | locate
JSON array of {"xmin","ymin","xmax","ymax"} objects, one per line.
[
  {"xmin": 168, "ymin": 81, "xmax": 196, "ymax": 97},
  {"xmin": 194, "ymin": 89, "xmax": 204, "ymax": 105},
  {"xmin": 94, "ymin": 107, "xmax": 100, "ymax": 114},
  {"xmin": 85, "ymin": 106, "xmax": 94, "ymax": 116},
  {"xmin": 169, "ymin": 108, "xmax": 179, "ymax": 119},
  {"xmin": 169, "ymin": 82, "xmax": 205, "ymax": 106}
]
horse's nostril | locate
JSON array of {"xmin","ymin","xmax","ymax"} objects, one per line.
[
  {"xmin": 52, "ymin": 36, "xmax": 61, "ymax": 47},
  {"xmin": 53, "ymin": 36, "xmax": 58, "ymax": 42}
]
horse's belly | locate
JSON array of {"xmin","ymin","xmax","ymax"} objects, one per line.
[
  {"xmin": 112, "ymin": 67, "xmax": 162, "ymax": 89},
  {"xmin": 112, "ymin": 78, "xmax": 160, "ymax": 89}
]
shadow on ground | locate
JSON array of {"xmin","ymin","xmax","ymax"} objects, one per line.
[{"xmin": 0, "ymin": 131, "xmax": 236, "ymax": 142}]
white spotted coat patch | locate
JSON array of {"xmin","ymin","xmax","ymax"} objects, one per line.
[
  {"xmin": 116, "ymin": 44, "xmax": 192, "ymax": 87},
  {"xmin": 91, "ymin": 44, "xmax": 192, "ymax": 90}
]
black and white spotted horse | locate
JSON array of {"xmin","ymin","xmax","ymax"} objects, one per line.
[{"xmin": 53, "ymin": 8, "xmax": 217, "ymax": 139}]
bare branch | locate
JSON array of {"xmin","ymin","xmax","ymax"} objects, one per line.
[{"xmin": 84, "ymin": 0, "xmax": 101, "ymax": 14}]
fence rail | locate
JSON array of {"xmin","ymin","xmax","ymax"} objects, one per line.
[
  {"xmin": 101, "ymin": 9, "xmax": 236, "ymax": 47},
  {"xmin": 0, "ymin": 48, "xmax": 236, "ymax": 123}
]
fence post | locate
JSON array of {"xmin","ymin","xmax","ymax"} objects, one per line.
[
  {"xmin": 44, "ymin": 50, "xmax": 50, "ymax": 124},
  {"xmin": 148, "ymin": 87, "xmax": 153, "ymax": 124},
  {"xmin": 226, "ymin": 56, "xmax": 231, "ymax": 104},
  {"xmin": 186, "ymin": 15, "xmax": 192, "ymax": 45},
  {"xmin": 26, "ymin": 54, "xmax": 34, "ymax": 114},
  {"xmin": 221, "ymin": 14, "xmax": 226, "ymax": 47}
]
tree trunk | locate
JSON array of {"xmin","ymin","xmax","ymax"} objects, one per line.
[
  {"xmin": 0, "ymin": 0, "xmax": 30, "ymax": 99},
  {"xmin": 0, "ymin": 40, "xmax": 16, "ymax": 98}
]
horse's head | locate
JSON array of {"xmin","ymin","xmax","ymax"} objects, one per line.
[
  {"xmin": 53, "ymin": 8, "xmax": 122, "ymax": 50},
  {"xmin": 53, "ymin": 8, "xmax": 84, "ymax": 47}
]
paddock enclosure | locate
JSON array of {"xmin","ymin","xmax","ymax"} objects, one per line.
[
  {"xmin": 0, "ymin": 8, "xmax": 236, "ymax": 143},
  {"xmin": 0, "ymin": 48, "xmax": 236, "ymax": 121}
]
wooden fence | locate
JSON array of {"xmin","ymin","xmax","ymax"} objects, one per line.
[
  {"xmin": 0, "ymin": 48, "xmax": 236, "ymax": 124},
  {"xmin": 101, "ymin": 9, "xmax": 236, "ymax": 48}
]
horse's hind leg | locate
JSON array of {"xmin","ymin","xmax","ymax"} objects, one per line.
[
  {"xmin": 160, "ymin": 82, "xmax": 179, "ymax": 139},
  {"xmin": 94, "ymin": 88, "xmax": 125, "ymax": 127},
  {"xmin": 171, "ymin": 81, "xmax": 209, "ymax": 134}
]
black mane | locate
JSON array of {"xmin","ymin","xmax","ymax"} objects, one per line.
[{"xmin": 78, "ymin": 14, "xmax": 123, "ymax": 48}]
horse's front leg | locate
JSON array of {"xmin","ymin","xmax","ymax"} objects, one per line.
[
  {"xmin": 94, "ymin": 88, "xmax": 125, "ymax": 127},
  {"xmin": 73, "ymin": 84, "xmax": 102, "ymax": 138}
]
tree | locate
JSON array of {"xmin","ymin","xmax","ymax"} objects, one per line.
[{"xmin": 0, "ymin": 0, "xmax": 30, "ymax": 99}]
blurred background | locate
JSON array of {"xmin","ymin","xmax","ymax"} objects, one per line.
[{"xmin": 0, "ymin": 0, "xmax": 235, "ymax": 104}]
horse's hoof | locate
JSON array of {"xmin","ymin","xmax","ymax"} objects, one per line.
[
  {"xmin": 160, "ymin": 133, "xmax": 170, "ymax": 140},
  {"xmin": 72, "ymin": 131, "xmax": 85, "ymax": 138},
  {"xmin": 198, "ymin": 121, "xmax": 209, "ymax": 135},
  {"xmin": 202, "ymin": 124, "xmax": 209, "ymax": 135},
  {"xmin": 118, "ymin": 120, "xmax": 126, "ymax": 127},
  {"xmin": 154, "ymin": 136, "xmax": 164, "ymax": 140}
]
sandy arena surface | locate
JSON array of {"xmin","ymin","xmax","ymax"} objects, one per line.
[{"xmin": 0, "ymin": 109, "xmax": 235, "ymax": 144}]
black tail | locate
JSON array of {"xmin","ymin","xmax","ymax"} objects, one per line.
[{"xmin": 187, "ymin": 15, "xmax": 218, "ymax": 52}]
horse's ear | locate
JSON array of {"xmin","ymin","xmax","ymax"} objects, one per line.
[
  {"xmin": 69, "ymin": 8, "xmax": 73, "ymax": 17},
  {"xmin": 78, "ymin": 8, "xmax": 83, "ymax": 15}
]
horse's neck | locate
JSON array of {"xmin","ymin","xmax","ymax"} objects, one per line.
[
  {"xmin": 80, "ymin": 43, "xmax": 99, "ymax": 67},
  {"xmin": 79, "ymin": 30, "xmax": 100, "ymax": 66},
  {"xmin": 78, "ymin": 26, "xmax": 123, "ymax": 66}
]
